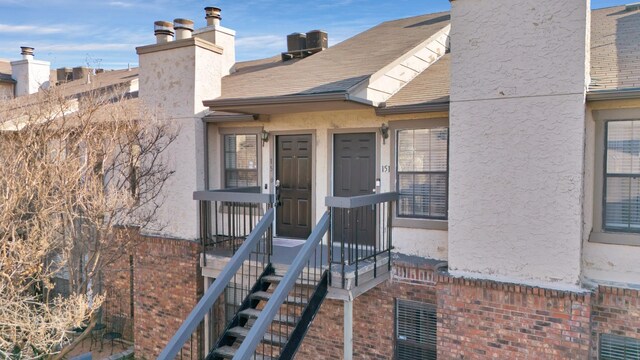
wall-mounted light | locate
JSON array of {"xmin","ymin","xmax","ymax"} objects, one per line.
[
  {"xmin": 261, "ymin": 129, "xmax": 270, "ymax": 145},
  {"xmin": 380, "ymin": 123, "xmax": 389, "ymax": 144}
]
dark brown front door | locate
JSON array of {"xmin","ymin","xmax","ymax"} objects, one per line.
[
  {"xmin": 333, "ymin": 133, "xmax": 376, "ymax": 248},
  {"xmin": 276, "ymin": 135, "xmax": 312, "ymax": 239}
]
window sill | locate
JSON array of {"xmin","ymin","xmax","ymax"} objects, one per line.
[
  {"xmin": 393, "ymin": 217, "xmax": 448, "ymax": 231},
  {"xmin": 589, "ymin": 231, "xmax": 640, "ymax": 247}
]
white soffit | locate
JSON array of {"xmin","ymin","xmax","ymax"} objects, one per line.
[{"xmin": 349, "ymin": 24, "xmax": 450, "ymax": 105}]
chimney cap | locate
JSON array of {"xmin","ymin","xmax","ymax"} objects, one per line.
[
  {"xmin": 205, "ymin": 6, "xmax": 222, "ymax": 19},
  {"xmin": 20, "ymin": 46, "xmax": 34, "ymax": 56},
  {"xmin": 154, "ymin": 20, "xmax": 175, "ymax": 35},
  {"xmin": 174, "ymin": 18, "xmax": 194, "ymax": 31}
]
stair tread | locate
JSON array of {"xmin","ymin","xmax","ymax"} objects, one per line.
[
  {"xmin": 212, "ymin": 346, "xmax": 274, "ymax": 360},
  {"xmin": 262, "ymin": 275, "xmax": 284, "ymax": 283},
  {"xmin": 212, "ymin": 346, "xmax": 236, "ymax": 358},
  {"xmin": 251, "ymin": 291, "xmax": 309, "ymax": 305},
  {"xmin": 263, "ymin": 274, "xmax": 321, "ymax": 286},
  {"xmin": 239, "ymin": 308, "xmax": 299, "ymax": 325},
  {"xmin": 227, "ymin": 326, "xmax": 288, "ymax": 346}
]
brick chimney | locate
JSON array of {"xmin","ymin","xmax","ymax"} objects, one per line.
[{"xmin": 11, "ymin": 46, "xmax": 51, "ymax": 96}]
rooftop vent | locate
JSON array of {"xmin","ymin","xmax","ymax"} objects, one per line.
[
  {"xmin": 174, "ymin": 18, "xmax": 194, "ymax": 40},
  {"xmin": 154, "ymin": 20, "xmax": 175, "ymax": 44},
  {"xmin": 205, "ymin": 6, "xmax": 222, "ymax": 26},
  {"xmin": 56, "ymin": 67, "xmax": 73, "ymax": 84},
  {"xmin": 281, "ymin": 30, "xmax": 328, "ymax": 61},
  {"xmin": 626, "ymin": 2, "xmax": 640, "ymax": 11},
  {"xmin": 20, "ymin": 46, "xmax": 34, "ymax": 60}
]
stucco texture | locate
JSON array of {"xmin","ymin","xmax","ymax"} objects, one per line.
[
  {"xmin": 210, "ymin": 109, "xmax": 449, "ymax": 260},
  {"xmin": 448, "ymin": 0, "xmax": 589, "ymax": 287},
  {"xmin": 138, "ymin": 42, "xmax": 222, "ymax": 240},
  {"xmin": 449, "ymin": 95, "xmax": 586, "ymax": 286},
  {"xmin": 450, "ymin": 0, "xmax": 589, "ymax": 102}
]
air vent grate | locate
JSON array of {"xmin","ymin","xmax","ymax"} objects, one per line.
[
  {"xmin": 600, "ymin": 333, "xmax": 640, "ymax": 360},
  {"xmin": 395, "ymin": 299, "xmax": 437, "ymax": 360}
]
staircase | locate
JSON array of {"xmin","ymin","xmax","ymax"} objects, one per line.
[
  {"xmin": 159, "ymin": 193, "xmax": 331, "ymax": 360},
  {"xmin": 160, "ymin": 188, "xmax": 397, "ymax": 360},
  {"xmin": 211, "ymin": 268, "xmax": 327, "ymax": 359}
]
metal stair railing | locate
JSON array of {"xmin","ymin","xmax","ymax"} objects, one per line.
[
  {"xmin": 234, "ymin": 211, "xmax": 331, "ymax": 360},
  {"xmin": 158, "ymin": 207, "xmax": 275, "ymax": 360}
]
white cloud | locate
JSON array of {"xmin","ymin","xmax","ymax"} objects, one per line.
[
  {"xmin": 39, "ymin": 43, "xmax": 136, "ymax": 52},
  {"xmin": 107, "ymin": 1, "xmax": 135, "ymax": 8},
  {"xmin": 236, "ymin": 35, "xmax": 283, "ymax": 52},
  {"xmin": 0, "ymin": 23, "xmax": 66, "ymax": 35}
]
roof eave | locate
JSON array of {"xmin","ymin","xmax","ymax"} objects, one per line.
[
  {"xmin": 587, "ymin": 88, "xmax": 640, "ymax": 102},
  {"xmin": 203, "ymin": 92, "xmax": 375, "ymax": 115},
  {"xmin": 376, "ymin": 101, "xmax": 449, "ymax": 115},
  {"xmin": 203, "ymin": 113, "xmax": 258, "ymax": 123}
]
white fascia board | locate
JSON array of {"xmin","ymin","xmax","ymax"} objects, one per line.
[{"xmin": 348, "ymin": 24, "xmax": 450, "ymax": 106}]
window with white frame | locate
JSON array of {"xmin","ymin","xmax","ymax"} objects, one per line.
[
  {"xmin": 223, "ymin": 134, "xmax": 258, "ymax": 188},
  {"xmin": 603, "ymin": 120, "xmax": 640, "ymax": 233},
  {"xmin": 396, "ymin": 127, "xmax": 448, "ymax": 220}
]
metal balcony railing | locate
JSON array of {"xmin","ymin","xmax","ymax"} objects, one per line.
[
  {"xmin": 195, "ymin": 187, "xmax": 274, "ymax": 262},
  {"xmin": 326, "ymin": 192, "xmax": 398, "ymax": 289}
]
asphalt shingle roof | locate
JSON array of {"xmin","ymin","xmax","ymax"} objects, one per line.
[
  {"xmin": 220, "ymin": 12, "xmax": 451, "ymax": 100},
  {"xmin": 382, "ymin": 5, "xmax": 640, "ymax": 109},
  {"xmin": 590, "ymin": 5, "xmax": 640, "ymax": 91}
]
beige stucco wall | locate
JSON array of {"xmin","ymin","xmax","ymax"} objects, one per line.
[
  {"xmin": 448, "ymin": 0, "xmax": 590, "ymax": 288},
  {"xmin": 138, "ymin": 40, "xmax": 223, "ymax": 240},
  {"xmin": 582, "ymin": 100, "xmax": 640, "ymax": 287},
  {"xmin": 208, "ymin": 108, "xmax": 449, "ymax": 260}
]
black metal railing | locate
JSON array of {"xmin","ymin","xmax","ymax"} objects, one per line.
[
  {"xmin": 326, "ymin": 192, "xmax": 398, "ymax": 289},
  {"xmin": 234, "ymin": 211, "xmax": 331, "ymax": 360},
  {"xmin": 195, "ymin": 187, "xmax": 274, "ymax": 260},
  {"xmin": 158, "ymin": 207, "xmax": 275, "ymax": 360}
]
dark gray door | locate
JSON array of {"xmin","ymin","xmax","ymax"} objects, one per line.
[
  {"xmin": 276, "ymin": 135, "xmax": 312, "ymax": 239},
  {"xmin": 333, "ymin": 133, "xmax": 376, "ymax": 248}
]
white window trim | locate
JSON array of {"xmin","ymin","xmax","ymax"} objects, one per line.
[
  {"xmin": 590, "ymin": 109, "xmax": 640, "ymax": 247},
  {"xmin": 389, "ymin": 118, "xmax": 448, "ymax": 230}
]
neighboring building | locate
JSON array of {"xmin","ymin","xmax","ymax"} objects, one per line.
[{"xmin": 0, "ymin": 59, "xmax": 16, "ymax": 100}]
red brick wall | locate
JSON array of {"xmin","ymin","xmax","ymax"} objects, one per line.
[
  {"xmin": 102, "ymin": 249, "xmax": 134, "ymax": 340},
  {"xmin": 133, "ymin": 235, "xmax": 202, "ymax": 359},
  {"xmin": 437, "ymin": 275, "xmax": 592, "ymax": 359},
  {"xmin": 591, "ymin": 286, "xmax": 640, "ymax": 359},
  {"xmin": 296, "ymin": 262, "xmax": 438, "ymax": 360}
]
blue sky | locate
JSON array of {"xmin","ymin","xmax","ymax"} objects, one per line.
[{"xmin": 0, "ymin": 0, "xmax": 628, "ymax": 69}]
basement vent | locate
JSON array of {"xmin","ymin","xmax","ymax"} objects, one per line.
[
  {"xmin": 600, "ymin": 334, "xmax": 640, "ymax": 360},
  {"xmin": 395, "ymin": 299, "xmax": 437, "ymax": 360}
]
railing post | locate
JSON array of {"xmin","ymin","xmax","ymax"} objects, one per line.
[{"xmin": 387, "ymin": 200, "xmax": 393, "ymax": 272}]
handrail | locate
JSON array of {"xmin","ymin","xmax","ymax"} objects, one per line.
[
  {"xmin": 233, "ymin": 211, "xmax": 331, "ymax": 360},
  {"xmin": 325, "ymin": 191, "xmax": 398, "ymax": 209},
  {"xmin": 158, "ymin": 207, "xmax": 275, "ymax": 360},
  {"xmin": 193, "ymin": 188, "xmax": 273, "ymax": 204}
]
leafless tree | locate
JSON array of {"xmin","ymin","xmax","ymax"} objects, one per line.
[{"xmin": 0, "ymin": 85, "xmax": 176, "ymax": 359}]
